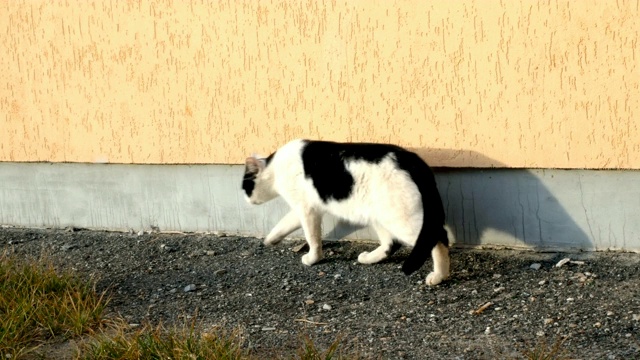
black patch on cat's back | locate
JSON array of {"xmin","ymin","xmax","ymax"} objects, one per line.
[{"xmin": 300, "ymin": 140, "xmax": 402, "ymax": 202}]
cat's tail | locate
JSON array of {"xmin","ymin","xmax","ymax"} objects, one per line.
[{"xmin": 396, "ymin": 151, "xmax": 449, "ymax": 276}]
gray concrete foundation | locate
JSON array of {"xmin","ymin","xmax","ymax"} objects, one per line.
[{"xmin": 0, "ymin": 163, "xmax": 638, "ymax": 251}]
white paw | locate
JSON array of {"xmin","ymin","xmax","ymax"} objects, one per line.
[
  {"xmin": 426, "ymin": 272, "xmax": 447, "ymax": 286},
  {"xmin": 301, "ymin": 252, "xmax": 322, "ymax": 266},
  {"xmin": 357, "ymin": 251, "xmax": 372, "ymax": 264}
]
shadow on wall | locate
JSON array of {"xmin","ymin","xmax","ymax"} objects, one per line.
[{"xmin": 325, "ymin": 148, "xmax": 594, "ymax": 251}]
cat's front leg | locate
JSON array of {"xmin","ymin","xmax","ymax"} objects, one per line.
[
  {"xmin": 298, "ymin": 208, "xmax": 323, "ymax": 266},
  {"xmin": 264, "ymin": 210, "xmax": 301, "ymax": 246},
  {"xmin": 358, "ymin": 222, "xmax": 396, "ymax": 264}
]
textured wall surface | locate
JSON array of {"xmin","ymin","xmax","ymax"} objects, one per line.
[{"xmin": 1, "ymin": 1, "xmax": 638, "ymax": 168}]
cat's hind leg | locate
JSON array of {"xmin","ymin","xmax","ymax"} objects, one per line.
[
  {"xmin": 298, "ymin": 208, "xmax": 324, "ymax": 266},
  {"xmin": 264, "ymin": 210, "xmax": 301, "ymax": 246},
  {"xmin": 358, "ymin": 223, "xmax": 398, "ymax": 264},
  {"xmin": 425, "ymin": 241, "xmax": 450, "ymax": 286}
]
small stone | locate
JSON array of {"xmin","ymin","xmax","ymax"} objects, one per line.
[
  {"xmin": 626, "ymin": 333, "xmax": 632, "ymax": 338},
  {"xmin": 261, "ymin": 327, "xmax": 276, "ymax": 331},
  {"xmin": 544, "ymin": 318, "xmax": 554, "ymax": 325},
  {"xmin": 471, "ymin": 289, "xmax": 478, "ymax": 295},
  {"xmin": 214, "ymin": 269, "xmax": 226, "ymax": 275},
  {"xmin": 594, "ymin": 322, "xmax": 602, "ymax": 328},
  {"xmin": 137, "ymin": 230, "xmax": 144, "ymax": 236},
  {"xmin": 494, "ymin": 286, "xmax": 505, "ymax": 293},
  {"xmin": 305, "ymin": 299, "xmax": 315, "ymax": 305},
  {"xmin": 160, "ymin": 244, "xmax": 174, "ymax": 252},
  {"xmin": 61, "ymin": 244, "xmax": 76, "ymax": 251},
  {"xmin": 607, "ymin": 311, "xmax": 614, "ymax": 316},
  {"xmin": 567, "ymin": 298, "xmax": 574, "ymax": 302},
  {"xmin": 536, "ymin": 331, "xmax": 545, "ymax": 337},
  {"xmin": 632, "ymin": 314, "xmax": 640, "ymax": 321},
  {"xmin": 492, "ymin": 274, "xmax": 502, "ymax": 279},
  {"xmin": 170, "ymin": 288, "xmax": 177, "ymax": 293},
  {"xmin": 205, "ymin": 250, "xmax": 216, "ymax": 256},
  {"xmin": 555, "ymin": 258, "xmax": 571, "ymax": 268},
  {"xmin": 183, "ymin": 284, "xmax": 196, "ymax": 292},
  {"xmin": 530, "ymin": 263, "xmax": 542, "ymax": 270},
  {"xmin": 318, "ymin": 271, "xmax": 326, "ymax": 276},
  {"xmin": 322, "ymin": 304, "xmax": 332, "ymax": 311},
  {"xmin": 538, "ymin": 280, "xmax": 546, "ymax": 285},
  {"xmin": 484, "ymin": 327, "xmax": 491, "ymax": 335},
  {"xmin": 334, "ymin": 274, "xmax": 341, "ymax": 279}
]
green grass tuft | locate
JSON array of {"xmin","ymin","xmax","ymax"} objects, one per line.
[
  {"xmin": 522, "ymin": 336, "xmax": 570, "ymax": 360},
  {"xmin": 78, "ymin": 320, "xmax": 249, "ymax": 360},
  {"xmin": 0, "ymin": 251, "xmax": 108, "ymax": 359}
]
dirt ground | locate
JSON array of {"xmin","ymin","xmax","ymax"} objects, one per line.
[{"xmin": 1, "ymin": 227, "xmax": 639, "ymax": 359}]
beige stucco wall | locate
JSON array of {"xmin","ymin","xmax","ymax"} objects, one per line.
[{"xmin": 1, "ymin": 1, "xmax": 638, "ymax": 168}]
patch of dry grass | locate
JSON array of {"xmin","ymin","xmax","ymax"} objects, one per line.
[
  {"xmin": 0, "ymin": 251, "xmax": 357, "ymax": 360},
  {"xmin": 0, "ymin": 251, "xmax": 108, "ymax": 359},
  {"xmin": 77, "ymin": 320, "xmax": 249, "ymax": 360}
]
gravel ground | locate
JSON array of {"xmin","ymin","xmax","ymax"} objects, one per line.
[{"xmin": 2, "ymin": 227, "xmax": 639, "ymax": 359}]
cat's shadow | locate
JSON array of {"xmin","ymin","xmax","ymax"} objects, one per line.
[{"xmin": 323, "ymin": 148, "xmax": 593, "ymax": 252}]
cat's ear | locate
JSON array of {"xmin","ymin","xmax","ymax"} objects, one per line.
[{"xmin": 245, "ymin": 156, "xmax": 266, "ymax": 174}]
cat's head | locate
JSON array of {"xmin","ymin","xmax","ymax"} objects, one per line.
[{"xmin": 242, "ymin": 155, "xmax": 277, "ymax": 205}]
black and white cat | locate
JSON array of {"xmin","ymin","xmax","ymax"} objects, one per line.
[{"xmin": 242, "ymin": 139, "xmax": 450, "ymax": 286}]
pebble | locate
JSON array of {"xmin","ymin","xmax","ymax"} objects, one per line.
[
  {"xmin": 160, "ymin": 244, "xmax": 175, "ymax": 252},
  {"xmin": 607, "ymin": 311, "xmax": 614, "ymax": 316},
  {"xmin": 538, "ymin": 280, "xmax": 546, "ymax": 285},
  {"xmin": 555, "ymin": 258, "xmax": 571, "ymax": 267},
  {"xmin": 544, "ymin": 318, "xmax": 554, "ymax": 325},
  {"xmin": 61, "ymin": 244, "xmax": 76, "ymax": 251},
  {"xmin": 322, "ymin": 304, "xmax": 332, "ymax": 311},
  {"xmin": 305, "ymin": 299, "xmax": 315, "ymax": 305},
  {"xmin": 261, "ymin": 327, "xmax": 276, "ymax": 331},
  {"xmin": 493, "ymin": 286, "xmax": 505, "ymax": 293},
  {"xmin": 632, "ymin": 314, "xmax": 640, "ymax": 321},
  {"xmin": 536, "ymin": 331, "xmax": 545, "ymax": 337},
  {"xmin": 530, "ymin": 263, "xmax": 542, "ymax": 270},
  {"xmin": 183, "ymin": 284, "xmax": 196, "ymax": 292},
  {"xmin": 205, "ymin": 250, "xmax": 216, "ymax": 256}
]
